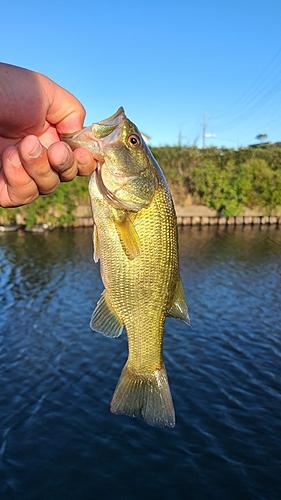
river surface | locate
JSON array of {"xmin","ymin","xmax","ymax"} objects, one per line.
[{"xmin": 0, "ymin": 225, "xmax": 281, "ymax": 500}]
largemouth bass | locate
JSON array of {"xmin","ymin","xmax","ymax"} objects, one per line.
[{"xmin": 62, "ymin": 107, "xmax": 190, "ymax": 427}]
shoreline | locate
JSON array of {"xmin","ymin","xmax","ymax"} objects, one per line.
[{"xmin": 1, "ymin": 213, "xmax": 280, "ymax": 233}]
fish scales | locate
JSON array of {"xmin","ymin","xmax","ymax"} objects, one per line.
[
  {"xmin": 61, "ymin": 107, "xmax": 190, "ymax": 428},
  {"xmin": 92, "ymin": 174, "xmax": 178, "ymax": 370}
]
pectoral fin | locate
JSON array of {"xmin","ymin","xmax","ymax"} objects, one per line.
[
  {"xmin": 90, "ymin": 291, "xmax": 124, "ymax": 338},
  {"xmin": 114, "ymin": 213, "xmax": 141, "ymax": 260},
  {"xmin": 168, "ymin": 277, "xmax": 190, "ymax": 326},
  {"xmin": 93, "ymin": 223, "xmax": 100, "ymax": 263}
]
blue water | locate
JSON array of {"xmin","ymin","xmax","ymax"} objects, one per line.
[{"xmin": 1, "ymin": 225, "xmax": 281, "ymax": 500}]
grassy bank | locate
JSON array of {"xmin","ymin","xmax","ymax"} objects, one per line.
[
  {"xmin": 1, "ymin": 144, "xmax": 281, "ymax": 227},
  {"xmin": 151, "ymin": 144, "xmax": 281, "ymax": 215},
  {"xmin": 0, "ymin": 175, "xmax": 89, "ymax": 228}
]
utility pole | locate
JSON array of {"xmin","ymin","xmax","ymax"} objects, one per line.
[
  {"xmin": 202, "ymin": 112, "xmax": 215, "ymax": 147},
  {"xmin": 178, "ymin": 128, "xmax": 182, "ymax": 146}
]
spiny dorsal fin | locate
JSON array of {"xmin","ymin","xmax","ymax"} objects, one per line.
[
  {"xmin": 167, "ymin": 277, "xmax": 190, "ymax": 326},
  {"xmin": 90, "ymin": 291, "xmax": 124, "ymax": 338},
  {"xmin": 113, "ymin": 213, "xmax": 141, "ymax": 260}
]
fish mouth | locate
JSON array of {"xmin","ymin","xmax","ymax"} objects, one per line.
[
  {"xmin": 92, "ymin": 107, "xmax": 125, "ymax": 138},
  {"xmin": 62, "ymin": 107, "xmax": 145, "ymax": 211},
  {"xmin": 60, "ymin": 107, "xmax": 125, "ymax": 159}
]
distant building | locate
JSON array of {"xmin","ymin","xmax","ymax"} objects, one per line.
[
  {"xmin": 249, "ymin": 141, "xmax": 281, "ymax": 149},
  {"xmin": 249, "ymin": 142, "xmax": 271, "ymax": 148},
  {"xmin": 141, "ymin": 132, "xmax": 151, "ymax": 143}
]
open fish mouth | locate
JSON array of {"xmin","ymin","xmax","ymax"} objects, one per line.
[
  {"xmin": 62, "ymin": 107, "xmax": 151, "ymax": 211},
  {"xmin": 60, "ymin": 107, "xmax": 125, "ymax": 158},
  {"xmin": 91, "ymin": 107, "xmax": 125, "ymax": 139}
]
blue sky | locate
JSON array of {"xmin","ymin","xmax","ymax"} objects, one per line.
[{"xmin": 1, "ymin": 0, "xmax": 281, "ymax": 148}]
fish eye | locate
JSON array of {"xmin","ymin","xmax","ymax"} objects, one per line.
[{"xmin": 128, "ymin": 134, "xmax": 141, "ymax": 147}]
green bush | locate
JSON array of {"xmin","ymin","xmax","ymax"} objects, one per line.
[
  {"xmin": 0, "ymin": 206, "xmax": 19, "ymax": 225},
  {"xmin": 190, "ymin": 159, "xmax": 244, "ymax": 215},
  {"xmin": 152, "ymin": 144, "xmax": 281, "ymax": 216},
  {"xmin": 239, "ymin": 158, "xmax": 281, "ymax": 209},
  {"xmin": 1, "ymin": 144, "xmax": 281, "ymax": 227},
  {"xmin": 0, "ymin": 176, "xmax": 90, "ymax": 228}
]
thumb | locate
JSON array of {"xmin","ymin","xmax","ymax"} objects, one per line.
[{"xmin": 36, "ymin": 73, "xmax": 86, "ymax": 134}]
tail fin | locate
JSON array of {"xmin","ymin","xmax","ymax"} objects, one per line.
[{"xmin": 110, "ymin": 363, "xmax": 175, "ymax": 428}]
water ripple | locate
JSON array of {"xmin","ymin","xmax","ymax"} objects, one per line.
[{"xmin": 1, "ymin": 227, "xmax": 281, "ymax": 499}]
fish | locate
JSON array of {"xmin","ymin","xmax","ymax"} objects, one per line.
[{"xmin": 61, "ymin": 107, "xmax": 190, "ymax": 428}]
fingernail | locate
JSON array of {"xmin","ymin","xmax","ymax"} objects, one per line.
[
  {"xmin": 28, "ymin": 140, "xmax": 42, "ymax": 158},
  {"xmin": 59, "ymin": 148, "xmax": 71, "ymax": 167},
  {"xmin": 77, "ymin": 150, "xmax": 91, "ymax": 167},
  {"xmin": 7, "ymin": 149, "xmax": 21, "ymax": 167}
]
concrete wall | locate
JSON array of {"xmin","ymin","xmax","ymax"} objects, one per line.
[{"xmin": 74, "ymin": 203, "xmax": 281, "ymax": 227}]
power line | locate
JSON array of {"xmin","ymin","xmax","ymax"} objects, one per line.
[{"xmin": 211, "ymin": 46, "xmax": 281, "ymax": 134}]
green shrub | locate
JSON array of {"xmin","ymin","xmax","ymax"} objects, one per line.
[
  {"xmin": 239, "ymin": 158, "xmax": 281, "ymax": 210},
  {"xmin": 0, "ymin": 206, "xmax": 18, "ymax": 225},
  {"xmin": 152, "ymin": 144, "xmax": 281, "ymax": 215},
  {"xmin": 0, "ymin": 176, "xmax": 90, "ymax": 228},
  {"xmin": 1, "ymin": 144, "xmax": 281, "ymax": 227}
]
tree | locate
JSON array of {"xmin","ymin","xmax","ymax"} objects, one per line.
[{"xmin": 256, "ymin": 133, "xmax": 268, "ymax": 143}]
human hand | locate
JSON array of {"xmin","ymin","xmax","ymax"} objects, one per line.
[{"xmin": 0, "ymin": 63, "xmax": 97, "ymax": 208}]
